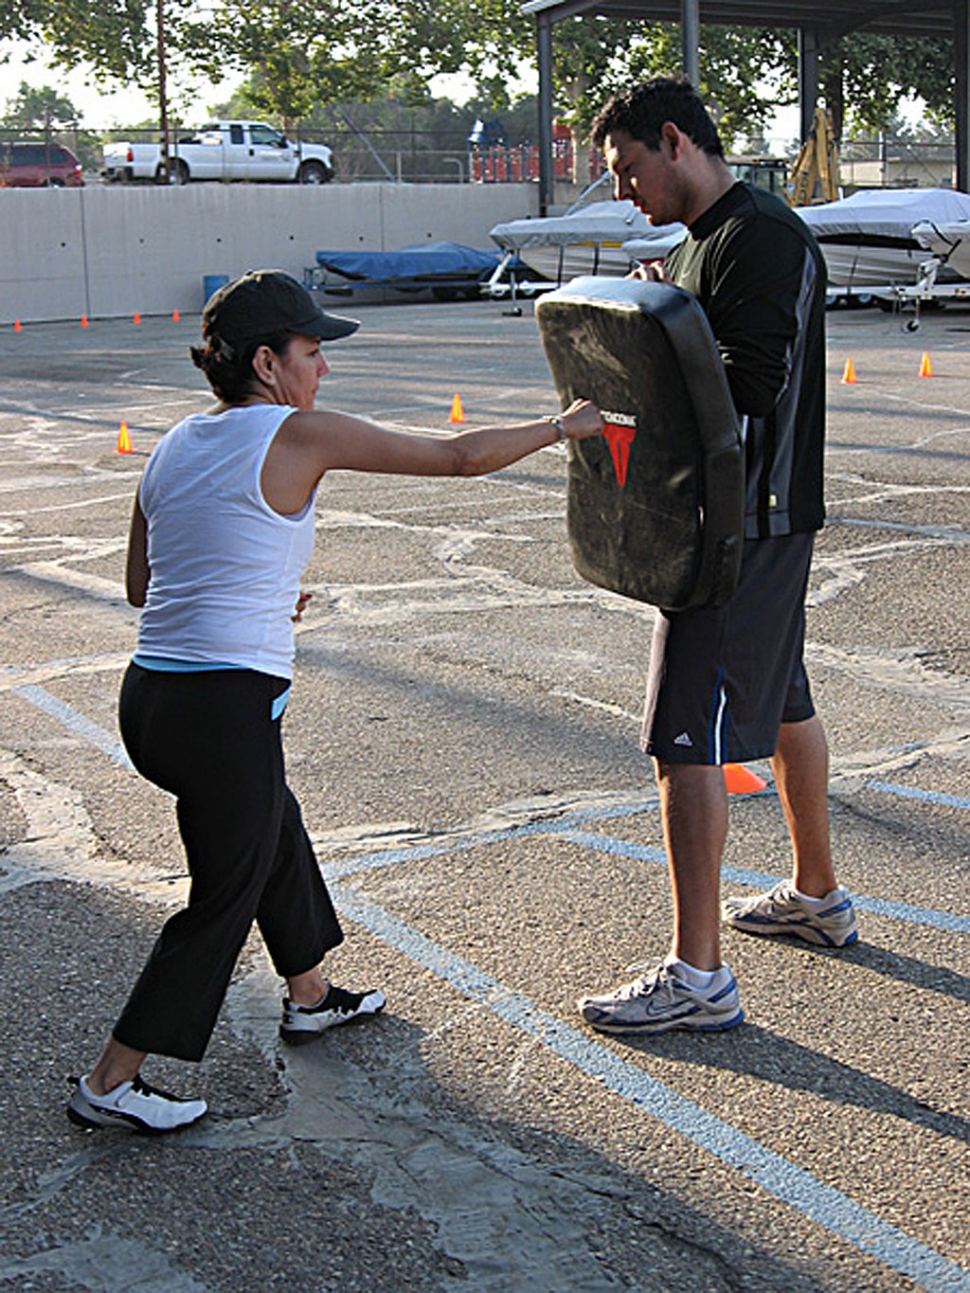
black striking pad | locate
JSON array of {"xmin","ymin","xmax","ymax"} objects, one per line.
[{"xmin": 536, "ymin": 277, "xmax": 744, "ymax": 611}]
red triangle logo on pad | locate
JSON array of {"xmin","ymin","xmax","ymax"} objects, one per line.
[{"xmin": 603, "ymin": 419, "xmax": 637, "ymax": 488}]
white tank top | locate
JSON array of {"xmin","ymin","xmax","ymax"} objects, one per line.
[{"xmin": 136, "ymin": 403, "xmax": 315, "ymax": 680}]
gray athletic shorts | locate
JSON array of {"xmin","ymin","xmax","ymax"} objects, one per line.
[{"xmin": 641, "ymin": 532, "xmax": 816, "ymax": 765}]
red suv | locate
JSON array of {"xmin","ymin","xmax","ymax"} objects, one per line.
[{"xmin": 0, "ymin": 142, "xmax": 84, "ymax": 188}]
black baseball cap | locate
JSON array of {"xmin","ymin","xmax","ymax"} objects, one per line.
[{"xmin": 203, "ymin": 269, "xmax": 359, "ymax": 348}]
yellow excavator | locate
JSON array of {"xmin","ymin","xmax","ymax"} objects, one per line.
[{"xmin": 786, "ymin": 106, "xmax": 840, "ymax": 207}]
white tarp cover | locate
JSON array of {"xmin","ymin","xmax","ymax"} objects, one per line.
[
  {"xmin": 912, "ymin": 218, "xmax": 970, "ymax": 252},
  {"xmin": 490, "ymin": 200, "xmax": 685, "ymax": 251},
  {"xmin": 911, "ymin": 218, "xmax": 970, "ymax": 279},
  {"xmin": 797, "ymin": 188, "xmax": 970, "ymax": 242}
]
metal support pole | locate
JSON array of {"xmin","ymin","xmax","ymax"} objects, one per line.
[
  {"xmin": 955, "ymin": 0, "xmax": 970, "ymax": 192},
  {"xmin": 157, "ymin": 0, "xmax": 170, "ymax": 184},
  {"xmin": 798, "ymin": 27, "xmax": 819, "ymax": 144},
  {"xmin": 537, "ymin": 11, "xmax": 555, "ymax": 215},
  {"xmin": 680, "ymin": 0, "xmax": 700, "ymax": 84}
]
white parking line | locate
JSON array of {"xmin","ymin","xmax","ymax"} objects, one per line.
[{"xmin": 334, "ymin": 882, "xmax": 970, "ymax": 1293}]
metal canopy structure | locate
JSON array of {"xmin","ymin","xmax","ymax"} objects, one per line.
[{"xmin": 522, "ymin": 0, "xmax": 970, "ymax": 211}]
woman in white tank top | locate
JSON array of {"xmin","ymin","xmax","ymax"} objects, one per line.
[{"xmin": 68, "ymin": 269, "xmax": 603, "ymax": 1135}]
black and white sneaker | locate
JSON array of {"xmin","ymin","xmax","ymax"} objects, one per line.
[
  {"xmin": 279, "ymin": 984, "xmax": 385, "ymax": 1045},
  {"xmin": 67, "ymin": 1074, "xmax": 207, "ymax": 1134}
]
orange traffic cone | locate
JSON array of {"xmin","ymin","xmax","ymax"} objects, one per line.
[
  {"xmin": 116, "ymin": 421, "xmax": 133, "ymax": 454},
  {"xmin": 172, "ymin": 308, "xmax": 180, "ymax": 322},
  {"xmin": 13, "ymin": 319, "xmax": 21, "ymax": 332},
  {"xmin": 133, "ymin": 311, "xmax": 142, "ymax": 326},
  {"xmin": 723, "ymin": 763, "xmax": 768, "ymax": 795},
  {"xmin": 81, "ymin": 315, "xmax": 89, "ymax": 329},
  {"xmin": 841, "ymin": 357, "xmax": 857, "ymax": 384},
  {"xmin": 918, "ymin": 351, "xmax": 933, "ymax": 378},
  {"xmin": 449, "ymin": 393, "xmax": 465, "ymax": 424}
]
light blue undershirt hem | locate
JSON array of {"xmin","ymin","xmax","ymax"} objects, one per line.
[
  {"xmin": 130, "ymin": 655, "xmax": 291, "ymax": 720},
  {"xmin": 132, "ymin": 654, "xmax": 246, "ymax": 673}
]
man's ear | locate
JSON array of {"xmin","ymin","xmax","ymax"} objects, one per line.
[{"xmin": 660, "ymin": 121, "xmax": 684, "ymax": 159}]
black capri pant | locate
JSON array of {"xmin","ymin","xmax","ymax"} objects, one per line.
[{"xmin": 114, "ymin": 664, "xmax": 343, "ymax": 1061}]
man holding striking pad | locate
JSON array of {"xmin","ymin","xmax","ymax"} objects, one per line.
[{"xmin": 576, "ymin": 77, "xmax": 857, "ymax": 1036}]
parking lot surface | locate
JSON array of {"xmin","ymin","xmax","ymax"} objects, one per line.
[{"xmin": 1, "ymin": 297, "xmax": 968, "ymax": 1292}]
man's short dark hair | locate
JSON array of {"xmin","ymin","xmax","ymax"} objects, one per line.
[{"xmin": 591, "ymin": 77, "xmax": 724, "ymax": 157}]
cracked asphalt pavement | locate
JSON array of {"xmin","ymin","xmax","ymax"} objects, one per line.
[{"xmin": 1, "ymin": 296, "xmax": 969, "ymax": 1291}]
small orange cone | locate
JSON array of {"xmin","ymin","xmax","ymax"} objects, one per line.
[
  {"xmin": 81, "ymin": 315, "xmax": 88, "ymax": 329},
  {"xmin": 116, "ymin": 421, "xmax": 133, "ymax": 454},
  {"xmin": 841, "ymin": 357, "xmax": 857, "ymax": 384},
  {"xmin": 13, "ymin": 319, "xmax": 21, "ymax": 333},
  {"xmin": 723, "ymin": 763, "xmax": 768, "ymax": 795},
  {"xmin": 133, "ymin": 311, "xmax": 141, "ymax": 326},
  {"xmin": 449, "ymin": 393, "xmax": 465, "ymax": 424},
  {"xmin": 172, "ymin": 308, "xmax": 181, "ymax": 322},
  {"xmin": 918, "ymin": 351, "xmax": 933, "ymax": 378}
]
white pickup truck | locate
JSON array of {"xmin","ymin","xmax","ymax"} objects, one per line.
[{"xmin": 102, "ymin": 121, "xmax": 335, "ymax": 185}]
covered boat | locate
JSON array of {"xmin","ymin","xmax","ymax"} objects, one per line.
[
  {"xmin": 911, "ymin": 216, "xmax": 970, "ymax": 280},
  {"xmin": 796, "ymin": 189, "xmax": 970, "ymax": 288},
  {"xmin": 488, "ymin": 200, "xmax": 686, "ymax": 288},
  {"xmin": 306, "ymin": 241, "xmax": 513, "ymax": 300}
]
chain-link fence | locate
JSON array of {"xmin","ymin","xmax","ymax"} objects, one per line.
[
  {"xmin": 839, "ymin": 138, "xmax": 955, "ymax": 190},
  {"xmin": 314, "ymin": 124, "xmax": 480, "ymax": 184},
  {"xmin": 90, "ymin": 123, "xmax": 476, "ymax": 184},
  {"xmin": 0, "ymin": 124, "xmax": 98, "ymax": 174},
  {"xmin": 4, "ymin": 119, "xmax": 958, "ymax": 190}
]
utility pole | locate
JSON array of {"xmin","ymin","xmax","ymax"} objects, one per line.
[{"xmin": 157, "ymin": 0, "xmax": 171, "ymax": 183}]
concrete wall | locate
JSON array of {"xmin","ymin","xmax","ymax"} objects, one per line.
[{"xmin": 0, "ymin": 181, "xmax": 540, "ymax": 324}]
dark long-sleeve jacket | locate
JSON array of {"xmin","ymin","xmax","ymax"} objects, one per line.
[{"xmin": 664, "ymin": 182, "xmax": 828, "ymax": 538}]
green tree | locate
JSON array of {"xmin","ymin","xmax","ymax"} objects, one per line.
[
  {"xmin": 0, "ymin": 80, "xmax": 101, "ymax": 167},
  {"xmin": 2, "ymin": 1, "xmax": 960, "ymax": 165},
  {"xmin": 371, "ymin": 3, "xmax": 792, "ymax": 183},
  {"xmin": 2, "ymin": 79, "xmax": 81, "ymax": 127},
  {"xmin": 0, "ymin": 0, "xmax": 49, "ymax": 41},
  {"xmin": 189, "ymin": 0, "xmax": 388, "ymax": 134},
  {"xmin": 193, "ymin": 0, "xmax": 532, "ymax": 138},
  {"xmin": 1, "ymin": 0, "xmax": 200, "ymax": 138},
  {"xmin": 397, "ymin": 0, "xmax": 533, "ymax": 90},
  {"xmin": 550, "ymin": 15, "xmax": 642, "ymax": 186},
  {"xmin": 542, "ymin": 19, "xmax": 792, "ymax": 183},
  {"xmin": 610, "ymin": 24, "xmax": 794, "ymax": 151},
  {"xmin": 30, "ymin": 0, "xmax": 154, "ymax": 87},
  {"xmin": 818, "ymin": 33, "xmax": 954, "ymax": 139}
]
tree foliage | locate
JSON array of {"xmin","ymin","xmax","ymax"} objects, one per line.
[
  {"xmin": 0, "ymin": 0, "xmax": 961, "ymax": 149},
  {"xmin": 562, "ymin": 21, "xmax": 792, "ymax": 149},
  {"xmin": 191, "ymin": 0, "xmax": 389, "ymax": 132},
  {"xmin": 818, "ymin": 33, "xmax": 954, "ymax": 138},
  {"xmin": 1, "ymin": 79, "xmax": 80, "ymax": 126},
  {"xmin": 33, "ymin": 0, "xmax": 154, "ymax": 86},
  {"xmin": 0, "ymin": 0, "xmax": 50, "ymax": 43},
  {"xmin": 0, "ymin": 80, "xmax": 101, "ymax": 166}
]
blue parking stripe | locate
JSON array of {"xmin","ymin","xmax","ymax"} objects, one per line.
[
  {"xmin": 13, "ymin": 685, "xmax": 969, "ymax": 935},
  {"xmin": 866, "ymin": 780, "xmax": 970, "ymax": 813},
  {"xmin": 324, "ymin": 800, "xmax": 660, "ymax": 880},
  {"xmin": 542, "ymin": 839, "xmax": 970, "ymax": 936}
]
